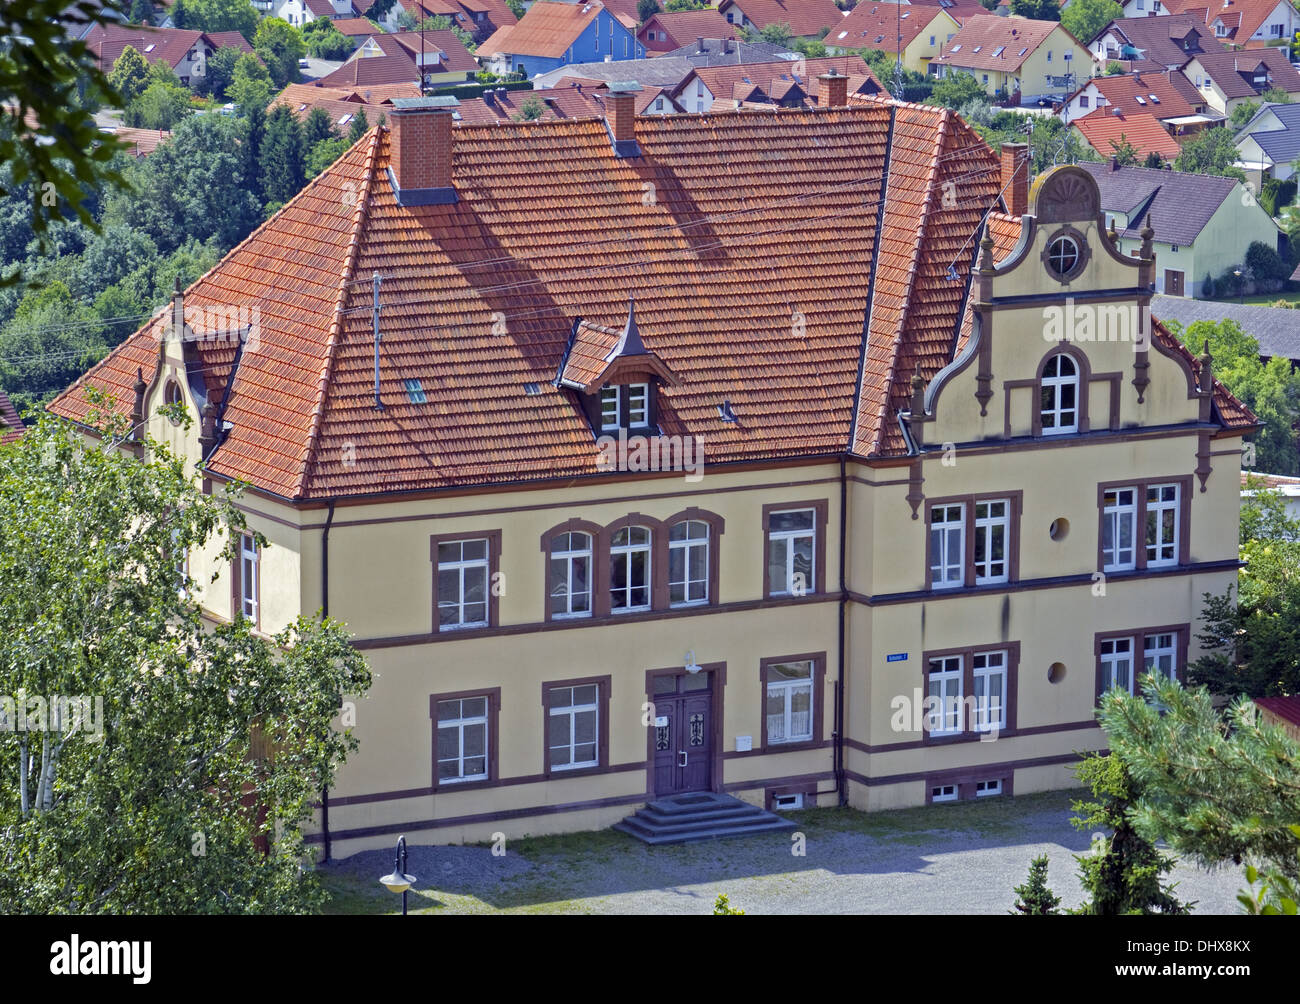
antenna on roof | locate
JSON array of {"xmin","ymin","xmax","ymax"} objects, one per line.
[{"xmin": 373, "ymin": 272, "xmax": 383, "ymax": 411}]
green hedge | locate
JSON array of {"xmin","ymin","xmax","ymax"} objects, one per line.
[{"xmin": 435, "ymin": 79, "xmax": 533, "ymax": 99}]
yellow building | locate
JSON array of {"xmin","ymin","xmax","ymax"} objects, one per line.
[
  {"xmin": 826, "ymin": 4, "xmax": 962, "ymax": 74},
  {"xmin": 930, "ymin": 14, "xmax": 1094, "ymax": 104},
  {"xmin": 50, "ymin": 89, "xmax": 1255, "ymax": 857}
]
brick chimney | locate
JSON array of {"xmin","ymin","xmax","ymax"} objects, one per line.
[
  {"xmin": 1000, "ymin": 142, "xmax": 1029, "ymax": 217},
  {"xmin": 819, "ymin": 68, "xmax": 849, "ymax": 108},
  {"xmin": 388, "ymin": 95, "xmax": 459, "ymax": 207},
  {"xmin": 605, "ymin": 81, "xmax": 642, "ymax": 158}
]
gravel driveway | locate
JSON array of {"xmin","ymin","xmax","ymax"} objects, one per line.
[{"xmin": 320, "ymin": 789, "xmax": 1244, "ymax": 915}]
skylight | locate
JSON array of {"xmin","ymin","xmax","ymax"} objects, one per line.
[
  {"xmin": 339, "ymin": 114, "xmax": 353, "ymax": 125},
  {"xmin": 1149, "ymin": 93, "xmax": 1160, "ymax": 102},
  {"xmin": 838, "ymin": 30, "xmax": 847, "ymax": 38},
  {"xmin": 951, "ymin": 43, "xmax": 962, "ymax": 51},
  {"xmin": 1135, "ymin": 95, "xmax": 1147, "ymax": 103},
  {"xmin": 1018, "ymin": 46, "xmax": 1027, "ymax": 56},
  {"xmin": 992, "ymin": 45, "xmax": 1005, "ymax": 56},
  {"xmin": 901, "ymin": 10, "xmax": 910, "ymax": 17},
  {"xmin": 404, "ymin": 379, "xmax": 426, "ymax": 404},
  {"xmin": 523, "ymin": 382, "xmax": 542, "ymax": 396},
  {"xmin": 972, "ymin": 45, "xmax": 982, "ymax": 52},
  {"xmin": 144, "ymin": 43, "xmax": 156, "ymax": 52}
]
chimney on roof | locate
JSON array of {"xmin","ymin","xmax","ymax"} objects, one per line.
[
  {"xmin": 605, "ymin": 81, "xmax": 642, "ymax": 158},
  {"xmin": 1000, "ymin": 142, "xmax": 1029, "ymax": 218},
  {"xmin": 388, "ymin": 96, "xmax": 459, "ymax": 206},
  {"xmin": 724, "ymin": 38, "xmax": 732, "ymax": 54},
  {"xmin": 819, "ymin": 68, "xmax": 849, "ymax": 108},
  {"xmin": 697, "ymin": 36, "xmax": 704, "ymax": 52},
  {"xmin": 1110, "ymin": 154, "xmax": 1120, "ymax": 170},
  {"xmin": 484, "ymin": 88, "xmax": 495, "ymax": 106}
]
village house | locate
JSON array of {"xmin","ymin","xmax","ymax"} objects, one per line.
[
  {"xmin": 825, "ymin": 1, "xmax": 962, "ymax": 74},
  {"xmin": 264, "ymin": 0, "xmax": 356, "ymax": 29},
  {"xmin": 1058, "ymin": 68, "xmax": 1215, "ymax": 137},
  {"xmin": 929, "ymin": 14, "xmax": 1094, "ymax": 105},
  {"xmin": 270, "ymin": 81, "xmax": 423, "ymax": 130},
  {"xmin": 1080, "ymin": 160, "xmax": 1282, "ymax": 295},
  {"xmin": 1089, "ymin": 13, "xmax": 1227, "ymax": 72},
  {"xmin": 638, "ymin": 9, "xmax": 739, "ymax": 56},
  {"xmin": 85, "ymin": 22, "xmax": 254, "ymax": 87},
  {"xmin": 1178, "ymin": 0, "xmax": 1300, "ymax": 47},
  {"xmin": 528, "ymin": 39, "xmax": 798, "ymax": 93},
  {"xmin": 1153, "ymin": 295, "xmax": 1300, "ymax": 369},
  {"xmin": 317, "ymin": 29, "xmax": 477, "ymax": 88},
  {"xmin": 50, "ymin": 79, "xmax": 1255, "ymax": 852},
  {"xmin": 666, "ymin": 56, "xmax": 883, "ymax": 114},
  {"xmin": 714, "ymin": 0, "xmax": 846, "ymax": 41},
  {"xmin": 1234, "ymin": 101, "xmax": 1300, "ymax": 187},
  {"xmin": 1071, "ymin": 108, "xmax": 1185, "ymax": 162},
  {"xmin": 475, "ymin": 0, "xmax": 645, "ymax": 78},
  {"xmin": 355, "ymin": 0, "xmax": 518, "ymax": 40},
  {"xmin": 1182, "ymin": 48, "xmax": 1300, "ymax": 116}
]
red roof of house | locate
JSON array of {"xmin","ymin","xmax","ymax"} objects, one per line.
[
  {"xmin": 1167, "ymin": 0, "xmax": 1292, "ymax": 44},
  {"xmin": 721, "ymin": 0, "xmax": 846, "ymax": 38},
  {"xmin": 270, "ymin": 82, "xmax": 421, "ymax": 126},
  {"xmin": 386, "ymin": 28, "xmax": 478, "ymax": 72},
  {"xmin": 108, "ymin": 126, "xmax": 173, "ymax": 156},
  {"xmin": 1069, "ymin": 69, "xmax": 1206, "ymax": 120},
  {"xmin": 673, "ymin": 55, "xmax": 884, "ymax": 107},
  {"xmin": 317, "ymin": 36, "xmax": 426, "ymax": 87},
  {"xmin": 932, "ymin": 14, "xmax": 1082, "ymax": 73},
  {"xmin": 85, "ymin": 23, "xmax": 205, "ymax": 73},
  {"xmin": 476, "ymin": 0, "xmax": 605, "ymax": 60},
  {"xmin": 49, "ymin": 99, "xmax": 1255, "ymax": 501},
  {"xmin": 202, "ymin": 30, "xmax": 255, "ymax": 54},
  {"xmin": 1241, "ymin": 471, "xmax": 1300, "ymax": 489},
  {"xmin": 827, "ymin": 2, "xmax": 955, "ymax": 54},
  {"xmin": 1073, "ymin": 109, "xmax": 1183, "ymax": 161},
  {"xmin": 1255, "ymin": 696, "xmax": 1300, "ymax": 728},
  {"xmin": 455, "ymin": 84, "xmax": 609, "ymax": 122},
  {"xmin": 332, "ymin": 17, "xmax": 382, "ymax": 36},
  {"xmin": 641, "ymin": 9, "xmax": 738, "ymax": 47},
  {"xmin": 0, "ymin": 389, "xmax": 24, "ymax": 446}
]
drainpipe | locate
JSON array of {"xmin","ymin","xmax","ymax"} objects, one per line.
[
  {"xmin": 835, "ymin": 456, "xmax": 848, "ymax": 807},
  {"xmin": 320, "ymin": 500, "xmax": 336, "ymax": 863}
]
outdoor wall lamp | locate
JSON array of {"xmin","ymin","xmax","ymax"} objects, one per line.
[{"xmin": 379, "ymin": 834, "xmax": 417, "ymax": 915}]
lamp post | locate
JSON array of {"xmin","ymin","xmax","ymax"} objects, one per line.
[
  {"xmin": 379, "ymin": 835, "xmax": 417, "ymax": 916},
  {"xmin": 1234, "ymin": 267, "xmax": 1244, "ymax": 304}
]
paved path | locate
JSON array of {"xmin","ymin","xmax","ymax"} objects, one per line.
[{"xmin": 324, "ymin": 790, "xmax": 1244, "ymax": 915}]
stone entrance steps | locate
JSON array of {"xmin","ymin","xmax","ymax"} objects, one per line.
[{"xmin": 613, "ymin": 792, "xmax": 796, "ymax": 845}]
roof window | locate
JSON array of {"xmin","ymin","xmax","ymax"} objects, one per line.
[{"xmin": 404, "ymin": 379, "xmax": 426, "ymax": 403}]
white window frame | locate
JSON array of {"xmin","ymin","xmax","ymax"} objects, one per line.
[
  {"xmin": 929, "ymin": 504, "xmax": 965, "ymax": 589},
  {"xmin": 549, "ymin": 531, "xmax": 593, "ymax": 618},
  {"xmin": 436, "ymin": 696, "xmax": 490, "ymax": 784},
  {"xmin": 767, "ymin": 508, "xmax": 816, "ymax": 596},
  {"xmin": 1102, "ymin": 487, "xmax": 1138, "ymax": 571},
  {"xmin": 600, "ymin": 385, "xmax": 620, "ymax": 431},
  {"xmin": 766, "ymin": 660, "xmax": 814, "ymax": 744},
  {"xmin": 926, "ymin": 655, "xmax": 963, "ymax": 737},
  {"xmin": 973, "ymin": 499, "xmax": 1010, "ymax": 585},
  {"xmin": 610, "ymin": 525, "xmax": 652, "ymax": 612},
  {"xmin": 240, "ymin": 533, "xmax": 259, "ymax": 622},
  {"xmin": 548, "ymin": 684, "xmax": 599, "ymax": 770},
  {"xmin": 437, "ymin": 538, "xmax": 490, "ymax": 630},
  {"xmin": 975, "ymin": 779, "xmax": 1002, "ymax": 797},
  {"xmin": 1143, "ymin": 631, "xmax": 1178, "ymax": 682},
  {"xmin": 668, "ymin": 520, "xmax": 709, "ymax": 606},
  {"xmin": 1100, "ymin": 636, "xmax": 1135, "ymax": 694},
  {"xmin": 972, "ymin": 650, "xmax": 1007, "ymax": 732},
  {"xmin": 1041, "ymin": 352, "xmax": 1079, "ymax": 435},
  {"xmin": 931, "ymin": 783, "xmax": 958, "ymax": 802},
  {"xmin": 628, "ymin": 382, "xmax": 649, "ymax": 427},
  {"xmin": 1144, "ymin": 483, "xmax": 1180, "ymax": 567}
]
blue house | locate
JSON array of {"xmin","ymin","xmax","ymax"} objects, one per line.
[{"xmin": 477, "ymin": 1, "xmax": 645, "ymax": 78}]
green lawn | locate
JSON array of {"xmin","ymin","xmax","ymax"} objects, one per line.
[{"xmin": 1208, "ymin": 291, "xmax": 1300, "ymax": 306}]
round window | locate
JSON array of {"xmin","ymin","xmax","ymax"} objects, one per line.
[{"xmin": 1046, "ymin": 235, "xmax": 1080, "ymax": 279}]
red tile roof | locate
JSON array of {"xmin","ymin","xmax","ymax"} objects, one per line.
[
  {"xmin": 85, "ymin": 23, "xmax": 205, "ymax": 73},
  {"xmin": 317, "ymin": 36, "xmax": 424, "ymax": 87},
  {"xmin": 331, "ymin": 17, "xmax": 382, "ymax": 36},
  {"xmin": 107, "ymin": 126, "xmax": 173, "ymax": 156},
  {"xmin": 641, "ymin": 9, "xmax": 738, "ymax": 48},
  {"xmin": 721, "ymin": 0, "xmax": 846, "ymax": 38},
  {"xmin": 1073, "ymin": 109, "xmax": 1183, "ymax": 161},
  {"xmin": 202, "ymin": 30, "xmax": 255, "ymax": 55},
  {"xmin": 1068, "ymin": 69, "xmax": 1206, "ymax": 120},
  {"xmin": 387, "ymin": 28, "xmax": 478, "ymax": 72},
  {"xmin": 476, "ymin": 0, "xmax": 605, "ymax": 60},
  {"xmin": 455, "ymin": 84, "xmax": 610, "ymax": 122},
  {"xmin": 828, "ymin": 2, "xmax": 954, "ymax": 53},
  {"xmin": 1167, "ymin": 0, "xmax": 1293, "ymax": 43},
  {"xmin": 270, "ymin": 82, "xmax": 420, "ymax": 126},
  {"xmin": 1241, "ymin": 471, "xmax": 1300, "ymax": 489},
  {"xmin": 673, "ymin": 55, "xmax": 884, "ymax": 107},
  {"xmin": 50, "ymin": 99, "xmax": 1256, "ymax": 500},
  {"xmin": 1190, "ymin": 48, "xmax": 1300, "ymax": 100},
  {"xmin": 932, "ymin": 14, "xmax": 1081, "ymax": 73},
  {"xmin": 0, "ymin": 389, "xmax": 25, "ymax": 446}
]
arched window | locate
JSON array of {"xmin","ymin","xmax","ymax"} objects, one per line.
[
  {"xmin": 610, "ymin": 526, "xmax": 651, "ymax": 612},
  {"xmin": 548, "ymin": 531, "xmax": 592, "ymax": 618},
  {"xmin": 1040, "ymin": 353, "xmax": 1078, "ymax": 435},
  {"xmin": 668, "ymin": 520, "xmax": 709, "ymax": 606}
]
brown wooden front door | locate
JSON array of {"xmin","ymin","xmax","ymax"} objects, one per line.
[
  {"xmin": 651, "ymin": 672, "xmax": 713, "ymax": 796},
  {"xmin": 1165, "ymin": 269, "xmax": 1184, "ymax": 296}
]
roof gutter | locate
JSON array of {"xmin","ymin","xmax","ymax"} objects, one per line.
[{"xmin": 320, "ymin": 498, "xmax": 337, "ymax": 863}]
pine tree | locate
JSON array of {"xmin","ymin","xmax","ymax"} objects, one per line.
[
  {"xmin": 1011, "ymin": 855, "xmax": 1061, "ymax": 915},
  {"xmin": 303, "ymin": 106, "xmax": 338, "ymax": 147},
  {"xmin": 129, "ymin": 0, "xmax": 154, "ymax": 25},
  {"xmin": 243, "ymin": 101, "xmax": 266, "ymax": 201},
  {"xmin": 347, "ymin": 108, "xmax": 369, "ymax": 145},
  {"xmin": 1071, "ymin": 754, "xmax": 1192, "ymax": 915},
  {"xmin": 258, "ymin": 104, "xmax": 306, "ymax": 207}
]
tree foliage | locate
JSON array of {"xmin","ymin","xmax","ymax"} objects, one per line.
[
  {"xmin": 259, "ymin": 104, "xmax": 307, "ymax": 208},
  {"xmin": 1108, "ymin": 134, "xmax": 1138, "ymax": 167},
  {"xmin": 171, "ymin": 0, "xmax": 259, "ymax": 41},
  {"xmin": 229, "ymin": 52, "xmax": 274, "ymax": 113},
  {"xmin": 1070, "ymin": 752, "xmax": 1192, "ymax": 915},
  {"xmin": 1011, "ymin": 855, "xmax": 1061, "ymax": 914},
  {"xmin": 108, "ymin": 45, "xmax": 152, "ymax": 105},
  {"xmin": 1059, "ymin": 0, "xmax": 1120, "ymax": 46},
  {"xmin": 303, "ymin": 17, "xmax": 357, "ymax": 60},
  {"xmin": 0, "ymin": 412, "xmax": 370, "ymax": 913},
  {"xmin": 1009, "ymin": 0, "xmax": 1060, "ymax": 19},
  {"xmin": 1175, "ymin": 125, "xmax": 1248, "ymax": 181},
  {"xmin": 637, "ymin": 0, "xmax": 662, "ymax": 22},
  {"xmin": 926, "ymin": 70, "xmax": 987, "ymax": 109},
  {"xmin": 1097, "ymin": 677, "xmax": 1300, "ymax": 882},
  {"xmin": 124, "ymin": 78, "xmax": 193, "ymax": 130},
  {"xmin": 254, "ymin": 17, "xmax": 306, "ymax": 89}
]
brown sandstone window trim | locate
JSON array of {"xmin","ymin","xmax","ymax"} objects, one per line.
[
  {"xmin": 1095, "ymin": 475, "xmax": 1192, "ymax": 574},
  {"xmin": 663, "ymin": 506, "xmax": 725, "ymax": 608},
  {"xmin": 761, "ymin": 498, "xmax": 829, "ymax": 599},
  {"xmin": 922, "ymin": 491, "xmax": 1023, "ymax": 591},
  {"xmin": 919, "ymin": 641, "xmax": 1021, "ymax": 746},
  {"xmin": 429, "ymin": 528, "xmax": 503, "ymax": 633},
  {"xmin": 429, "ymin": 686, "xmax": 501, "ymax": 792},
  {"xmin": 539, "ymin": 518, "xmax": 604, "ymax": 623},
  {"xmin": 758, "ymin": 651, "xmax": 827, "ymax": 753},
  {"xmin": 1093, "ymin": 622, "xmax": 1189, "ymax": 702},
  {"xmin": 541, "ymin": 674, "xmax": 612, "ymax": 779}
]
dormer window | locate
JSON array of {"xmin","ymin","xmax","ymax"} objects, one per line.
[
  {"xmin": 628, "ymin": 383, "xmax": 649, "ymax": 426},
  {"xmin": 600, "ymin": 385, "xmax": 621, "ymax": 431}
]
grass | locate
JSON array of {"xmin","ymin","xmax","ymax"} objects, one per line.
[
  {"xmin": 317, "ymin": 789, "xmax": 1084, "ymax": 915},
  {"xmin": 1209, "ymin": 290, "xmax": 1300, "ymax": 306}
]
